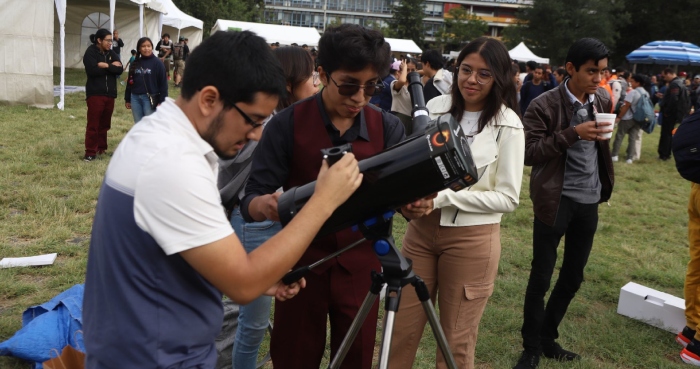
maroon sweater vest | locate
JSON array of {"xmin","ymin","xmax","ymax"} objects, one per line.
[{"xmin": 286, "ymin": 97, "xmax": 384, "ymax": 274}]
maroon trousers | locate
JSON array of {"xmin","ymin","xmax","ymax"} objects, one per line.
[
  {"xmin": 270, "ymin": 262, "xmax": 379, "ymax": 369},
  {"xmin": 85, "ymin": 96, "xmax": 114, "ymax": 156}
]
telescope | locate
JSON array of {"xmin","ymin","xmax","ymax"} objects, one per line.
[
  {"xmin": 277, "ymin": 75, "xmax": 479, "ymax": 237},
  {"xmin": 406, "ymin": 71, "xmax": 430, "ymax": 135}
]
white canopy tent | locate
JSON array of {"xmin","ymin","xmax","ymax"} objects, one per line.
[
  {"xmin": 385, "ymin": 38, "xmax": 422, "ymax": 55},
  {"xmin": 508, "ymin": 42, "xmax": 549, "ymax": 64},
  {"xmin": 52, "ymin": 0, "xmax": 164, "ymax": 110},
  {"xmin": 0, "ymin": 0, "xmax": 55, "ymax": 108},
  {"xmin": 159, "ymin": 0, "xmax": 203, "ymax": 49},
  {"xmin": 1, "ymin": 0, "xmax": 165, "ymax": 109},
  {"xmin": 211, "ymin": 20, "xmax": 321, "ymax": 47}
]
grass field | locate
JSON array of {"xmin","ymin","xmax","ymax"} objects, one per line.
[{"xmin": 0, "ymin": 68, "xmax": 693, "ymax": 368}]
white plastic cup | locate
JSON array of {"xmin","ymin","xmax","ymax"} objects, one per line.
[{"xmin": 595, "ymin": 113, "xmax": 616, "ymax": 140}]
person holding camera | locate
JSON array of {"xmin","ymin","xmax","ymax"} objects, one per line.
[
  {"xmin": 125, "ymin": 37, "xmax": 168, "ymax": 123},
  {"xmin": 389, "ymin": 37, "xmax": 524, "ymax": 369},
  {"xmin": 390, "ymin": 58, "xmax": 419, "ymax": 135},
  {"xmin": 240, "ymin": 24, "xmax": 404, "ymax": 369},
  {"xmin": 82, "ymin": 30, "xmax": 364, "ymax": 369}
]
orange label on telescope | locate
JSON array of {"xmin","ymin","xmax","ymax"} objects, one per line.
[{"xmin": 431, "ymin": 131, "xmax": 450, "ymax": 147}]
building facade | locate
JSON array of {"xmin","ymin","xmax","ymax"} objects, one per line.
[{"xmin": 263, "ymin": 0, "xmax": 532, "ymax": 43}]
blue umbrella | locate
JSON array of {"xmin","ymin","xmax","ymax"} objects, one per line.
[{"xmin": 626, "ymin": 40, "xmax": 700, "ymax": 66}]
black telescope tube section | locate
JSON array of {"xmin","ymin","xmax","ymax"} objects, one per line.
[
  {"xmin": 277, "ymin": 115, "xmax": 478, "ymax": 238},
  {"xmin": 407, "ymin": 71, "xmax": 430, "ymax": 135}
]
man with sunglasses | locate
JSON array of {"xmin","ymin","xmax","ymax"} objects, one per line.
[
  {"xmin": 241, "ymin": 24, "xmax": 404, "ymax": 369},
  {"xmin": 82, "ymin": 31, "xmax": 364, "ymax": 369}
]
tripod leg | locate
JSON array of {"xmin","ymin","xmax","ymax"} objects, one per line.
[
  {"xmin": 377, "ymin": 283, "xmax": 401, "ymax": 369},
  {"xmin": 328, "ymin": 272, "xmax": 384, "ymax": 369},
  {"xmin": 414, "ymin": 277, "xmax": 458, "ymax": 369}
]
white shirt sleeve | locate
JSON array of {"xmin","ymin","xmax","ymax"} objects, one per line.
[{"xmin": 134, "ymin": 143, "xmax": 234, "ymax": 255}]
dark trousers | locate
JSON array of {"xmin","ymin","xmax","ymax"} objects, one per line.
[
  {"xmin": 658, "ymin": 115, "xmax": 678, "ymax": 159},
  {"xmin": 85, "ymin": 96, "xmax": 114, "ymax": 156},
  {"xmin": 521, "ymin": 196, "xmax": 598, "ymax": 354},
  {"xmin": 270, "ymin": 263, "xmax": 378, "ymax": 369}
]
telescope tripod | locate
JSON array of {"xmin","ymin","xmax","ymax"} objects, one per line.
[{"xmin": 282, "ymin": 212, "xmax": 457, "ymax": 369}]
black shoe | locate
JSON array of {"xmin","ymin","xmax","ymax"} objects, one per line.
[
  {"xmin": 542, "ymin": 341, "xmax": 579, "ymax": 361},
  {"xmin": 513, "ymin": 350, "xmax": 539, "ymax": 369},
  {"xmin": 83, "ymin": 155, "xmax": 96, "ymax": 162},
  {"xmin": 678, "ymin": 326, "xmax": 696, "ymax": 347}
]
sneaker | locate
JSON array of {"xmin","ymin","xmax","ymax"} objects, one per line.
[
  {"xmin": 626, "ymin": 159, "xmax": 633, "ymax": 164},
  {"xmin": 612, "ymin": 155, "xmax": 619, "ymax": 162},
  {"xmin": 83, "ymin": 155, "xmax": 96, "ymax": 162},
  {"xmin": 678, "ymin": 326, "xmax": 696, "ymax": 348},
  {"xmin": 681, "ymin": 339, "xmax": 700, "ymax": 366},
  {"xmin": 542, "ymin": 341, "xmax": 579, "ymax": 361},
  {"xmin": 513, "ymin": 351, "xmax": 539, "ymax": 369}
]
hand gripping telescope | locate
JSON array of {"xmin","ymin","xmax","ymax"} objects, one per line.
[{"xmin": 277, "ymin": 114, "xmax": 479, "ymax": 237}]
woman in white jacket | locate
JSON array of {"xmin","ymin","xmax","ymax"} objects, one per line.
[{"xmin": 390, "ymin": 37, "xmax": 525, "ymax": 369}]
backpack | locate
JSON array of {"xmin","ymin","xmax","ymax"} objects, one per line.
[
  {"xmin": 673, "ymin": 111, "xmax": 700, "ymax": 183},
  {"xmin": 172, "ymin": 43, "xmax": 184, "ymax": 60},
  {"xmin": 632, "ymin": 88, "xmax": 656, "ymax": 134}
]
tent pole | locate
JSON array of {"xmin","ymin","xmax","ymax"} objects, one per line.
[
  {"xmin": 109, "ymin": 0, "xmax": 115, "ymax": 33},
  {"xmin": 632, "ymin": 64, "xmax": 636, "ymax": 73},
  {"xmin": 55, "ymin": 0, "xmax": 66, "ymax": 110},
  {"xmin": 139, "ymin": 4, "xmax": 144, "ymax": 38}
]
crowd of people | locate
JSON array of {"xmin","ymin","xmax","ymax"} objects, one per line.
[
  {"xmin": 77, "ymin": 23, "xmax": 699, "ymax": 369},
  {"xmin": 81, "ymin": 31, "xmax": 193, "ymax": 161}
]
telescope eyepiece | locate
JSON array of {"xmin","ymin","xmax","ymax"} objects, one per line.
[{"xmin": 321, "ymin": 143, "xmax": 353, "ymax": 166}]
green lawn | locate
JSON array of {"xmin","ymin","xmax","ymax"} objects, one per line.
[{"xmin": 0, "ymin": 69, "xmax": 693, "ymax": 368}]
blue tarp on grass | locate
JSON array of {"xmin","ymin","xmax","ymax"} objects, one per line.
[{"xmin": 0, "ymin": 284, "xmax": 85, "ymax": 368}]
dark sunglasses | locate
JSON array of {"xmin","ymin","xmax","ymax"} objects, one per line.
[
  {"xmin": 328, "ymin": 73, "xmax": 384, "ymax": 97},
  {"xmin": 232, "ymin": 104, "xmax": 263, "ymax": 129}
]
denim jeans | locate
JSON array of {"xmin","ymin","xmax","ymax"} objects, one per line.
[
  {"xmin": 131, "ymin": 93, "xmax": 154, "ymax": 123},
  {"xmin": 230, "ymin": 207, "xmax": 282, "ymax": 369},
  {"xmin": 521, "ymin": 196, "xmax": 598, "ymax": 354}
]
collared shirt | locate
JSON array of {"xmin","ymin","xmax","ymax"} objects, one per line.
[
  {"xmin": 240, "ymin": 92, "xmax": 404, "ymax": 222},
  {"xmin": 562, "ymin": 79, "xmax": 601, "ymax": 204},
  {"xmin": 84, "ymin": 98, "xmax": 232, "ymax": 369},
  {"xmin": 563, "ymin": 79, "xmax": 596, "ymax": 106}
]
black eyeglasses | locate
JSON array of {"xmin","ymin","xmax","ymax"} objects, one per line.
[
  {"xmin": 328, "ymin": 74, "xmax": 384, "ymax": 97},
  {"xmin": 232, "ymin": 104, "xmax": 263, "ymax": 129}
]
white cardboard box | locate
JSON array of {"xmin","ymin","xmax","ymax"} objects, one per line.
[{"xmin": 617, "ymin": 282, "xmax": 686, "ymax": 334}]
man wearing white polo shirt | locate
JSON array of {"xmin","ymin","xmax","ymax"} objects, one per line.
[{"xmin": 82, "ymin": 30, "xmax": 364, "ymax": 369}]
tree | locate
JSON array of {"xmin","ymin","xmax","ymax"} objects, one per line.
[
  {"xmin": 387, "ymin": 0, "xmax": 425, "ymax": 47},
  {"xmin": 501, "ymin": 0, "xmax": 629, "ymax": 66},
  {"xmin": 437, "ymin": 7, "xmax": 488, "ymax": 53},
  {"xmin": 173, "ymin": 0, "xmax": 264, "ymax": 37}
]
